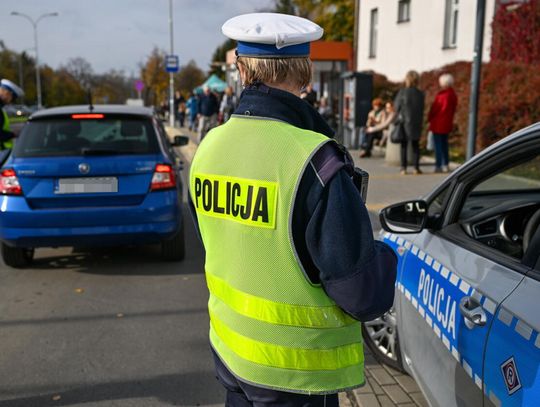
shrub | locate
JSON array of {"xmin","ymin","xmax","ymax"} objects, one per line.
[
  {"xmin": 421, "ymin": 60, "xmax": 540, "ymax": 155},
  {"xmin": 369, "ymin": 60, "xmax": 540, "ymax": 158}
]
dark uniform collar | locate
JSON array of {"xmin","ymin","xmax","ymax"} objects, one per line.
[{"xmin": 234, "ymin": 82, "xmax": 334, "ymax": 138}]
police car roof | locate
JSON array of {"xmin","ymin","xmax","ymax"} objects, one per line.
[{"xmin": 30, "ymin": 104, "xmax": 154, "ymax": 120}]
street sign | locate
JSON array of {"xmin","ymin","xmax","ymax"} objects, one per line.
[
  {"xmin": 134, "ymin": 80, "xmax": 144, "ymax": 92},
  {"xmin": 165, "ymin": 55, "xmax": 179, "ymax": 73}
]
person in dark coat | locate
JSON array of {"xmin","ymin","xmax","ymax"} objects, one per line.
[
  {"xmin": 428, "ymin": 73, "xmax": 458, "ymax": 173},
  {"xmin": 394, "ymin": 70, "xmax": 425, "ymax": 175}
]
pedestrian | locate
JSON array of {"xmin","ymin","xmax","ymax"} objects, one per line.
[
  {"xmin": 317, "ymin": 96, "xmax": 335, "ymax": 129},
  {"xmin": 186, "ymin": 92, "xmax": 199, "ymax": 132},
  {"xmin": 428, "ymin": 73, "xmax": 458, "ymax": 173},
  {"xmin": 219, "ymin": 86, "xmax": 237, "ymax": 123},
  {"xmin": 366, "ymin": 101, "xmax": 396, "ymax": 148},
  {"xmin": 189, "ymin": 12, "xmax": 397, "ymax": 406},
  {"xmin": 0, "ymin": 79, "xmax": 24, "ymax": 150},
  {"xmin": 394, "ymin": 70, "xmax": 425, "ymax": 175},
  {"xmin": 174, "ymin": 91, "xmax": 186, "ymax": 128},
  {"xmin": 300, "ymin": 83, "xmax": 317, "ymax": 107},
  {"xmin": 197, "ymin": 86, "xmax": 219, "ymax": 142},
  {"xmin": 359, "ymin": 98, "xmax": 386, "ymax": 157}
]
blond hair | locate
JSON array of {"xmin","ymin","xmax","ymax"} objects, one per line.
[
  {"xmin": 236, "ymin": 56, "xmax": 312, "ymax": 89},
  {"xmin": 404, "ymin": 70, "xmax": 420, "ymax": 88}
]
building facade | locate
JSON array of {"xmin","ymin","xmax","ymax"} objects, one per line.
[{"xmin": 357, "ymin": 0, "xmax": 497, "ymax": 81}]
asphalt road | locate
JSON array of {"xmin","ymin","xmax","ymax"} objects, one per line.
[{"xmin": 0, "ymin": 155, "xmax": 225, "ymax": 406}]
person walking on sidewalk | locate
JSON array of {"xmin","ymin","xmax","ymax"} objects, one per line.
[
  {"xmin": 197, "ymin": 86, "xmax": 219, "ymax": 142},
  {"xmin": 394, "ymin": 70, "xmax": 425, "ymax": 175},
  {"xmin": 186, "ymin": 92, "xmax": 199, "ymax": 132},
  {"xmin": 428, "ymin": 73, "xmax": 457, "ymax": 173},
  {"xmin": 189, "ymin": 12, "xmax": 397, "ymax": 407}
]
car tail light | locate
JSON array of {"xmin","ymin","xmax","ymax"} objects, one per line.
[
  {"xmin": 150, "ymin": 164, "xmax": 176, "ymax": 191},
  {"xmin": 0, "ymin": 169, "xmax": 22, "ymax": 195},
  {"xmin": 71, "ymin": 114, "xmax": 104, "ymax": 119}
]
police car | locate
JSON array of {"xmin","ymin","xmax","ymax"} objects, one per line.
[{"xmin": 365, "ymin": 122, "xmax": 540, "ymax": 406}]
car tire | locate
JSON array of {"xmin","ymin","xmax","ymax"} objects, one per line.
[
  {"xmin": 361, "ymin": 307, "xmax": 406, "ymax": 373},
  {"xmin": 161, "ymin": 224, "xmax": 185, "ymax": 261},
  {"xmin": 1, "ymin": 243, "xmax": 34, "ymax": 268}
]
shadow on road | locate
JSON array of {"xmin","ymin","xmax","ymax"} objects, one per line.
[
  {"xmin": 0, "ymin": 371, "xmax": 225, "ymax": 407},
  {"xmin": 23, "ymin": 204, "xmax": 205, "ymax": 276}
]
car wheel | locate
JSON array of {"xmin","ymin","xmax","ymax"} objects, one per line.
[
  {"xmin": 1, "ymin": 243, "xmax": 34, "ymax": 268},
  {"xmin": 361, "ymin": 307, "xmax": 405, "ymax": 372},
  {"xmin": 161, "ymin": 224, "xmax": 185, "ymax": 261}
]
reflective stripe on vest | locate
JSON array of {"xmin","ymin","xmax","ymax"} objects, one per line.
[
  {"xmin": 190, "ymin": 116, "xmax": 364, "ymax": 394},
  {"xmin": 207, "ymin": 273, "xmax": 355, "ymax": 328},
  {"xmin": 1, "ymin": 109, "xmax": 12, "ymax": 150}
]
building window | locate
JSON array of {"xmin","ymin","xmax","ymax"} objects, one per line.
[
  {"xmin": 369, "ymin": 8, "xmax": 378, "ymax": 58},
  {"xmin": 443, "ymin": 0, "xmax": 459, "ymax": 48},
  {"xmin": 398, "ymin": 0, "xmax": 411, "ymax": 23}
]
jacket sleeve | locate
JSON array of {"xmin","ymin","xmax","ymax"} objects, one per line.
[{"xmin": 306, "ymin": 169, "xmax": 397, "ymax": 321}]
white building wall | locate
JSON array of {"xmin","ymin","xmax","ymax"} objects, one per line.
[{"xmin": 357, "ymin": 0, "xmax": 496, "ymax": 81}]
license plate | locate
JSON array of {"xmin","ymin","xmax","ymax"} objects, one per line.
[{"xmin": 55, "ymin": 177, "xmax": 118, "ymax": 194}]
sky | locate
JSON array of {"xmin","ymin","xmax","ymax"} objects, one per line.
[{"xmin": 0, "ymin": 0, "xmax": 274, "ymax": 76}]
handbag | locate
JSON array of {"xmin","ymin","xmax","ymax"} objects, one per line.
[
  {"xmin": 426, "ymin": 131, "xmax": 434, "ymax": 151},
  {"xmin": 390, "ymin": 116, "xmax": 405, "ymax": 144}
]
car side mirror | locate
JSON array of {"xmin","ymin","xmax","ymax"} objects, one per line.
[
  {"xmin": 171, "ymin": 135, "xmax": 189, "ymax": 147},
  {"xmin": 379, "ymin": 200, "xmax": 428, "ymax": 234}
]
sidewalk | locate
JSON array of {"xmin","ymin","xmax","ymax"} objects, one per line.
[{"xmin": 168, "ymin": 126, "xmax": 445, "ymax": 407}]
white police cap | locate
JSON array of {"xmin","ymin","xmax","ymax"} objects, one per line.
[
  {"xmin": 222, "ymin": 13, "xmax": 323, "ymax": 58},
  {"xmin": 0, "ymin": 79, "xmax": 24, "ymax": 100}
]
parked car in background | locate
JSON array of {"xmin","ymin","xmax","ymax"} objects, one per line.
[
  {"xmin": 0, "ymin": 105, "xmax": 188, "ymax": 267},
  {"xmin": 364, "ymin": 123, "xmax": 540, "ymax": 406}
]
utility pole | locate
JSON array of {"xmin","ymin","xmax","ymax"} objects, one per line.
[
  {"xmin": 11, "ymin": 12, "xmax": 58, "ymax": 109},
  {"xmin": 467, "ymin": 0, "xmax": 486, "ymax": 160},
  {"xmin": 168, "ymin": 0, "xmax": 175, "ymax": 127}
]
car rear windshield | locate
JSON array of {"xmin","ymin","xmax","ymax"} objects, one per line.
[{"xmin": 14, "ymin": 115, "xmax": 160, "ymax": 157}]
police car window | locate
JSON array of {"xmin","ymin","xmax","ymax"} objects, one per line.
[
  {"xmin": 459, "ymin": 154, "xmax": 540, "ymax": 260},
  {"xmin": 428, "ymin": 184, "xmax": 451, "ymax": 218}
]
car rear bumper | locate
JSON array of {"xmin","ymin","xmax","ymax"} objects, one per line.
[{"xmin": 0, "ymin": 191, "xmax": 182, "ymax": 248}]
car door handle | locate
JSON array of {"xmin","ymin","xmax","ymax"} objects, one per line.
[{"xmin": 459, "ymin": 296, "xmax": 487, "ymax": 329}]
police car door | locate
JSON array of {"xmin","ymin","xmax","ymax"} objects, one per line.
[
  {"xmin": 396, "ymin": 138, "xmax": 539, "ymax": 406},
  {"xmin": 480, "ymin": 154, "xmax": 540, "ymax": 406}
]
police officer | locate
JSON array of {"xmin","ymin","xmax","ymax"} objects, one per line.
[
  {"xmin": 189, "ymin": 13, "xmax": 397, "ymax": 406},
  {"xmin": 0, "ymin": 79, "xmax": 24, "ymax": 150}
]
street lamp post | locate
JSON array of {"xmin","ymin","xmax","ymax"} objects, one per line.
[
  {"xmin": 10, "ymin": 11, "xmax": 58, "ymax": 109},
  {"xmin": 168, "ymin": 0, "xmax": 175, "ymax": 128}
]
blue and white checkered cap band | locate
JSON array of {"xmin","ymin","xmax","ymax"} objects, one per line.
[{"xmin": 237, "ymin": 41, "xmax": 310, "ymax": 58}]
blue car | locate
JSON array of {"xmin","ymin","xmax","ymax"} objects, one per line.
[
  {"xmin": 0, "ymin": 105, "xmax": 188, "ymax": 268},
  {"xmin": 364, "ymin": 122, "xmax": 540, "ymax": 406}
]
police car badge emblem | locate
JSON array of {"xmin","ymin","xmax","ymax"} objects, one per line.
[{"xmin": 501, "ymin": 357, "xmax": 521, "ymax": 395}]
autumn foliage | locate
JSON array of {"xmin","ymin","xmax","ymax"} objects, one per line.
[
  {"xmin": 490, "ymin": 0, "xmax": 540, "ymax": 65},
  {"xmin": 373, "ymin": 59, "xmax": 540, "ymax": 157}
]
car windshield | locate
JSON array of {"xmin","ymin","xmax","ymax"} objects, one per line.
[{"xmin": 13, "ymin": 116, "xmax": 160, "ymax": 157}]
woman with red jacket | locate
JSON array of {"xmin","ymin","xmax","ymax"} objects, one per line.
[{"xmin": 428, "ymin": 73, "xmax": 457, "ymax": 173}]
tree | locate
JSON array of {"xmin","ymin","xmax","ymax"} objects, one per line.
[
  {"xmin": 175, "ymin": 60, "xmax": 206, "ymax": 95},
  {"xmin": 272, "ymin": 0, "xmax": 355, "ymax": 41},
  {"xmin": 209, "ymin": 39, "xmax": 236, "ymax": 79},
  {"xmin": 140, "ymin": 47, "xmax": 169, "ymax": 106},
  {"xmin": 63, "ymin": 57, "xmax": 95, "ymax": 89}
]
